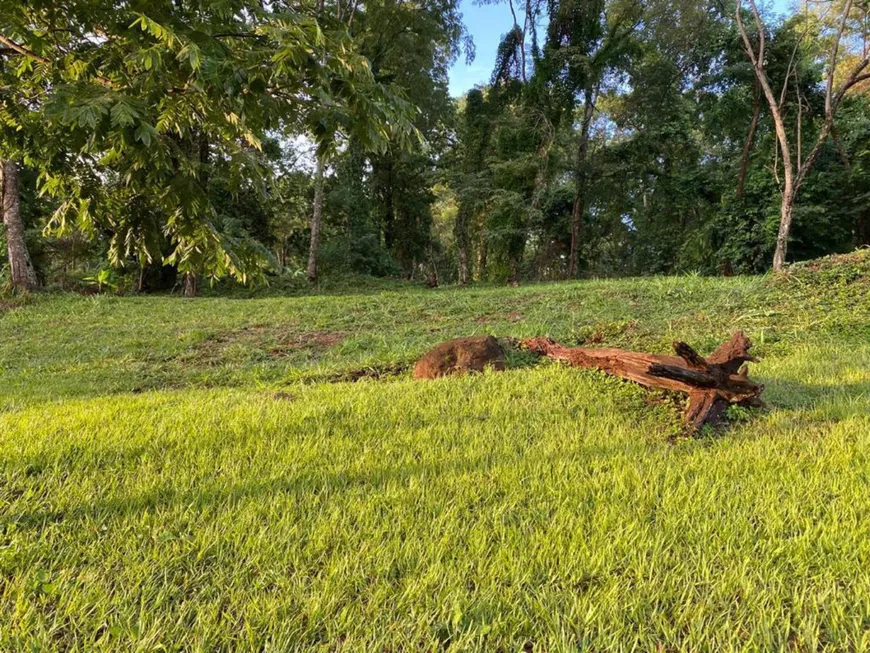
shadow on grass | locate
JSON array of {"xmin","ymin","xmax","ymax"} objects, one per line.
[
  {"xmin": 6, "ymin": 379, "xmax": 869, "ymax": 535},
  {"xmin": 4, "ymin": 438, "xmax": 652, "ymax": 534},
  {"xmin": 759, "ymin": 376, "xmax": 870, "ymax": 414}
]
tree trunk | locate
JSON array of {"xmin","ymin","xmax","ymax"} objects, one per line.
[
  {"xmin": 773, "ymin": 185, "xmax": 794, "ymax": 272},
  {"xmin": 1, "ymin": 160, "xmax": 38, "ymax": 291},
  {"xmin": 736, "ymin": 0, "xmax": 870, "ymax": 272},
  {"xmin": 530, "ymin": 131, "xmax": 553, "ymax": 263},
  {"xmin": 568, "ymin": 87, "xmax": 595, "ymax": 279},
  {"xmin": 757, "ymin": 68, "xmax": 794, "ymax": 272},
  {"xmin": 426, "ymin": 249, "xmax": 439, "ymax": 288},
  {"xmin": 507, "ymin": 0, "xmax": 526, "ymax": 82},
  {"xmin": 522, "ymin": 331, "xmax": 763, "ymax": 433},
  {"xmin": 182, "ymin": 272, "xmax": 198, "ymax": 297},
  {"xmin": 736, "ymin": 80, "xmax": 761, "ymax": 201},
  {"xmin": 478, "ymin": 236, "xmax": 488, "ymax": 281},
  {"xmin": 455, "ymin": 203, "xmax": 471, "ymax": 285},
  {"xmin": 376, "ymin": 158, "xmax": 395, "ymax": 251},
  {"xmin": 307, "ymin": 158, "xmax": 325, "ymax": 284},
  {"xmin": 508, "ymin": 255, "xmax": 520, "ymax": 286},
  {"xmin": 831, "ymin": 125, "xmax": 851, "ymax": 170}
]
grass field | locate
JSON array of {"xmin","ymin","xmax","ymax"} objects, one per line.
[{"xmin": 2, "ymin": 252, "xmax": 870, "ymax": 651}]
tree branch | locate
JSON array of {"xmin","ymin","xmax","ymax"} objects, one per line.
[
  {"xmin": 0, "ymin": 34, "xmax": 50, "ymax": 65},
  {"xmin": 749, "ymin": 0, "xmax": 766, "ymax": 66},
  {"xmin": 212, "ymin": 32, "xmax": 261, "ymax": 39},
  {"xmin": 798, "ymin": 51, "xmax": 870, "ymax": 190},
  {"xmin": 0, "ymin": 33, "xmax": 115, "ymax": 88},
  {"xmin": 826, "ymin": 0, "xmax": 854, "ymax": 119}
]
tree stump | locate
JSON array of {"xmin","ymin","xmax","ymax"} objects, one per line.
[{"xmin": 521, "ymin": 331, "xmax": 763, "ymax": 432}]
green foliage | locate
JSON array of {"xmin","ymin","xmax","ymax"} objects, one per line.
[
  {"xmin": 1, "ymin": 0, "xmax": 419, "ymax": 289},
  {"xmin": 2, "ymin": 0, "xmax": 868, "ymax": 288},
  {"xmin": 438, "ymin": 0, "xmax": 870, "ymax": 282},
  {"xmin": 82, "ymin": 266, "xmax": 119, "ymax": 293}
]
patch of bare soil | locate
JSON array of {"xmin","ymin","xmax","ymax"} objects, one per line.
[
  {"xmin": 268, "ymin": 331, "xmax": 344, "ymax": 356},
  {"xmin": 328, "ymin": 364, "xmax": 407, "ymax": 382},
  {"xmin": 474, "ymin": 311, "xmax": 524, "ymax": 324},
  {"xmin": 185, "ymin": 326, "xmax": 345, "ymax": 365}
]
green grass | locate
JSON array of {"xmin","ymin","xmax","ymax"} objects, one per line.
[{"xmin": 2, "ymin": 251, "xmax": 870, "ymax": 650}]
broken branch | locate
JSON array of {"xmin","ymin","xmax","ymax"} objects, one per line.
[{"xmin": 522, "ymin": 331, "xmax": 763, "ymax": 433}]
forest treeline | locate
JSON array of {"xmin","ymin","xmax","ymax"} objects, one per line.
[{"xmin": 1, "ymin": 0, "xmax": 868, "ymax": 294}]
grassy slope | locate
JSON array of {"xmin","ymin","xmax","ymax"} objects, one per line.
[{"xmin": 2, "ymin": 252, "xmax": 870, "ymax": 651}]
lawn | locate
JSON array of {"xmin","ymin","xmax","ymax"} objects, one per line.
[{"xmin": 2, "ymin": 252, "xmax": 870, "ymax": 651}]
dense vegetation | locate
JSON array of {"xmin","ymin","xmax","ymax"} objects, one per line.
[
  {"xmin": 1, "ymin": 251, "xmax": 869, "ymax": 649},
  {"xmin": 2, "ymin": 0, "xmax": 868, "ymax": 293}
]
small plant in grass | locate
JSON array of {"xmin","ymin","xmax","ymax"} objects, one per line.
[
  {"xmin": 83, "ymin": 266, "xmax": 119, "ymax": 293},
  {"xmin": 726, "ymin": 403, "xmax": 754, "ymax": 423}
]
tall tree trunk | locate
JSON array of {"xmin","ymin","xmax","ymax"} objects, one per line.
[
  {"xmin": 737, "ymin": 0, "xmax": 870, "ymax": 271},
  {"xmin": 736, "ymin": 1, "xmax": 795, "ymax": 271},
  {"xmin": 831, "ymin": 124, "xmax": 851, "ymax": 170},
  {"xmin": 455, "ymin": 203, "xmax": 472, "ymax": 285},
  {"xmin": 568, "ymin": 87, "xmax": 595, "ymax": 279},
  {"xmin": 307, "ymin": 158, "xmax": 325, "ymax": 283},
  {"xmin": 477, "ymin": 234, "xmax": 488, "ymax": 281},
  {"xmin": 508, "ymin": 253, "xmax": 521, "ymax": 285},
  {"xmin": 737, "ymin": 80, "xmax": 761, "ymax": 200},
  {"xmin": 1, "ymin": 160, "xmax": 38, "ymax": 291},
  {"xmin": 426, "ymin": 248, "xmax": 439, "ymax": 288},
  {"xmin": 507, "ymin": 0, "xmax": 527, "ymax": 82},
  {"xmin": 378, "ymin": 159, "xmax": 395, "ymax": 251},
  {"xmin": 773, "ymin": 184, "xmax": 795, "ymax": 272},
  {"xmin": 182, "ymin": 272, "xmax": 198, "ymax": 297}
]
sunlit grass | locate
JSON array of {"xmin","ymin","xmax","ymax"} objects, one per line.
[{"xmin": 2, "ymin": 260, "xmax": 870, "ymax": 650}]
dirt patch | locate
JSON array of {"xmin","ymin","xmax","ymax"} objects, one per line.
[
  {"xmin": 474, "ymin": 312, "xmax": 524, "ymax": 324},
  {"xmin": 329, "ymin": 364, "xmax": 407, "ymax": 383},
  {"xmin": 0, "ymin": 297, "xmax": 32, "ymax": 314},
  {"xmin": 184, "ymin": 326, "xmax": 345, "ymax": 365},
  {"xmin": 268, "ymin": 331, "xmax": 344, "ymax": 357}
]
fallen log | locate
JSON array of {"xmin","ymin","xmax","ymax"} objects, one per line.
[{"xmin": 521, "ymin": 331, "xmax": 763, "ymax": 433}]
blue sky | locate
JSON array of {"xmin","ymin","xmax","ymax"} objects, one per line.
[
  {"xmin": 447, "ymin": 0, "xmax": 797, "ymax": 97},
  {"xmin": 448, "ymin": 0, "xmax": 516, "ymax": 96}
]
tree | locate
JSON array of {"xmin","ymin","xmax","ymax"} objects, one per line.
[
  {"xmin": 736, "ymin": 0, "xmax": 870, "ymax": 270},
  {"xmin": 4, "ymin": 0, "xmax": 869, "ymax": 289},
  {"xmin": 539, "ymin": 0, "xmax": 640, "ymax": 277},
  {"xmin": 452, "ymin": 89, "xmax": 494, "ymax": 284},
  {"xmin": 0, "ymin": 160, "xmax": 38, "ymax": 290},
  {"xmin": 1, "ymin": 0, "xmax": 417, "ymax": 293},
  {"xmin": 300, "ymin": 0, "xmax": 465, "ymax": 282},
  {"xmin": 307, "ymin": 158, "xmax": 326, "ymax": 282}
]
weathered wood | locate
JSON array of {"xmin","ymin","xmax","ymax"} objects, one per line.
[
  {"xmin": 686, "ymin": 391, "xmax": 730, "ymax": 431},
  {"xmin": 522, "ymin": 332, "xmax": 763, "ymax": 433}
]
